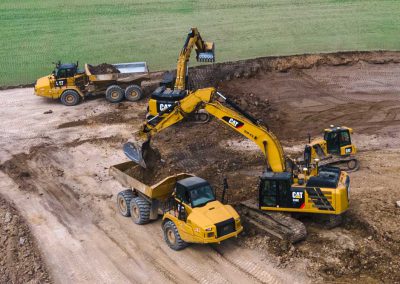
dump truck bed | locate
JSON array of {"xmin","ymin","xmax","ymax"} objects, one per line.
[
  {"xmin": 109, "ymin": 161, "xmax": 193, "ymax": 200},
  {"xmin": 84, "ymin": 62, "xmax": 149, "ymax": 83}
]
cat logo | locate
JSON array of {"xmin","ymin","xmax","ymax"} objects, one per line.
[
  {"xmin": 292, "ymin": 192, "xmax": 303, "ymax": 199},
  {"xmin": 222, "ymin": 116, "xmax": 244, "ymax": 128},
  {"xmin": 158, "ymin": 103, "xmax": 173, "ymax": 112}
]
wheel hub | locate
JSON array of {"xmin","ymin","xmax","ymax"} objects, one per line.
[
  {"xmin": 111, "ymin": 91, "xmax": 119, "ymax": 99},
  {"xmin": 132, "ymin": 205, "xmax": 139, "ymax": 219},
  {"xmin": 167, "ymin": 228, "xmax": 176, "ymax": 244},
  {"xmin": 129, "ymin": 90, "xmax": 139, "ymax": 98},
  {"xmin": 66, "ymin": 95, "xmax": 74, "ymax": 103},
  {"xmin": 118, "ymin": 197, "xmax": 127, "ymax": 213}
]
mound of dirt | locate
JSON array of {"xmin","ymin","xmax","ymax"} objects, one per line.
[
  {"xmin": 87, "ymin": 63, "xmax": 120, "ymax": 75},
  {"xmin": 0, "ymin": 195, "xmax": 50, "ymax": 283}
]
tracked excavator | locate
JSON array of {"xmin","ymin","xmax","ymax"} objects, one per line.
[
  {"xmin": 147, "ymin": 27, "xmax": 214, "ymax": 123},
  {"xmin": 303, "ymin": 126, "xmax": 359, "ymax": 172},
  {"xmin": 124, "ymin": 88, "xmax": 351, "ymax": 243}
]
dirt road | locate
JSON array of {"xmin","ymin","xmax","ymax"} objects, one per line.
[{"xmin": 1, "ymin": 52, "xmax": 400, "ymax": 283}]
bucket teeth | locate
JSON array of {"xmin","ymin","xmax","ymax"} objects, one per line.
[{"xmin": 198, "ymin": 52, "xmax": 215, "ymax": 62}]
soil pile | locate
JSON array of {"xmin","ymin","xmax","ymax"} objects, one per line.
[
  {"xmin": 0, "ymin": 196, "xmax": 50, "ymax": 283},
  {"xmin": 88, "ymin": 63, "xmax": 120, "ymax": 75}
]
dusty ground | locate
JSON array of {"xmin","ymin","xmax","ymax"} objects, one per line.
[
  {"xmin": 0, "ymin": 196, "xmax": 50, "ymax": 283},
  {"xmin": 1, "ymin": 52, "xmax": 400, "ymax": 283}
]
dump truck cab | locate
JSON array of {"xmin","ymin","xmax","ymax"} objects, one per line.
[{"xmin": 162, "ymin": 177, "xmax": 242, "ymax": 250}]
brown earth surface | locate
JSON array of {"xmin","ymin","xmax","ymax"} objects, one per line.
[
  {"xmin": 0, "ymin": 196, "xmax": 50, "ymax": 283},
  {"xmin": 1, "ymin": 51, "xmax": 400, "ymax": 283}
]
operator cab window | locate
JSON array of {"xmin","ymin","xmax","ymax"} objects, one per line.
[
  {"xmin": 189, "ymin": 184, "xmax": 216, "ymax": 208},
  {"xmin": 325, "ymin": 131, "xmax": 339, "ymax": 154},
  {"xmin": 339, "ymin": 130, "xmax": 351, "ymax": 147},
  {"xmin": 56, "ymin": 68, "xmax": 67, "ymax": 79},
  {"xmin": 176, "ymin": 184, "xmax": 190, "ymax": 204}
]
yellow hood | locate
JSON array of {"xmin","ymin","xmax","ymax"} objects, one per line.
[
  {"xmin": 35, "ymin": 76, "xmax": 51, "ymax": 88},
  {"xmin": 188, "ymin": 201, "xmax": 239, "ymax": 228}
]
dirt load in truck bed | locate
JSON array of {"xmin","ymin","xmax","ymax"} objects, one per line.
[{"xmin": 87, "ymin": 63, "xmax": 120, "ymax": 75}]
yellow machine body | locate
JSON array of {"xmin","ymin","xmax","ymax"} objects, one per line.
[
  {"xmin": 110, "ymin": 162, "xmax": 242, "ymax": 248},
  {"xmin": 163, "ymin": 200, "xmax": 242, "ymax": 244},
  {"xmin": 134, "ymin": 87, "xmax": 351, "ymax": 218},
  {"xmin": 34, "ymin": 73, "xmax": 85, "ymax": 99},
  {"xmin": 308, "ymin": 126, "xmax": 357, "ymax": 160}
]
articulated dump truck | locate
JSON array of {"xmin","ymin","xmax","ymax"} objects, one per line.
[
  {"xmin": 34, "ymin": 61, "xmax": 149, "ymax": 106},
  {"xmin": 109, "ymin": 161, "xmax": 243, "ymax": 250}
]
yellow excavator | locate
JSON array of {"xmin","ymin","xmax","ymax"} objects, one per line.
[
  {"xmin": 124, "ymin": 88, "xmax": 351, "ymax": 242},
  {"xmin": 147, "ymin": 28, "xmax": 214, "ymax": 122},
  {"xmin": 303, "ymin": 126, "xmax": 359, "ymax": 172}
]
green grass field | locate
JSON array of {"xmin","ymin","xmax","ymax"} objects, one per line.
[{"xmin": 1, "ymin": 0, "xmax": 399, "ymax": 86}]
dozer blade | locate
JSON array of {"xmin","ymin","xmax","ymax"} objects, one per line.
[{"xmin": 123, "ymin": 141, "xmax": 149, "ymax": 168}]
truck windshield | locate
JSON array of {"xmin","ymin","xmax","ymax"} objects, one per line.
[{"xmin": 190, "ymin": 185, "xmax": 216, "ymax": 208}]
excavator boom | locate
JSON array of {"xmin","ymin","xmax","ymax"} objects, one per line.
[
  {"xmin": 174, "ymin": 28, "xmax": 215, "ymax": 91},
  {"xmin": 125, "ymin": 88, "xmax": 286, "ymax": 172}
]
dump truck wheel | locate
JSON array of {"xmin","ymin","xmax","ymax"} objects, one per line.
[
  {"xmin": 163, "ymin": 220, "xmax": 188, "ymax": 250},
  {"xmin": 117, "ymin": 190, "xmax": 134, "ymax": 217},
  {"xmin": 60, "ymin": 90, "xmax": 80, "ymax": 106},
  {"xmin": 130, "ymin": 197, "xmax": 150, "ymax": 224},
  {"xmin": 105, "ymin": 85, "xmax": 124, "ymax": 103},
  {"xmin": 125, "ymin": 85, "xmax": 143, "ymax": 102}
]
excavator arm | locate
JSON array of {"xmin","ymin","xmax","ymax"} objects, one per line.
[
  {"xmin": 174, "ymin": 28, "xmax": 215, "ymax": 91},
  {"xmin": 125, "ymin": 88, "xmax": 286, "ymax": 172}
]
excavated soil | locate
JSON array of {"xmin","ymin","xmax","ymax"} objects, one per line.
[
  {"xmin": 87, "ymin": 63, "xmax": 120, "ymax": 75},
  {"xmin": 0, "ymin": 195, "xmax": 50, "ymax": 283},
  {"xmin": 1, "ymin": 51, "xmax": 400, "ymax": 283}
]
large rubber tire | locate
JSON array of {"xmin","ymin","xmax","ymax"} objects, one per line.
[
  {"xmin": 105, "ymin": 85, "xmax": 124, "ymax": 103},
  {"xmin": 130, "ymin": 197, "xmax": 151, "ymax": 224},
  {"xmin": 117, "ymin": 190, "xmax": 135, "ymax": 217},
  {"xmin": 125, "ymin": 85, "xmax": 143, "ymax": 102},
  {"xmin": 60, "ymin": 90, "xmax": 81, "ymax": 106},
  {"xmin": 162, "ymin": 220, "xmax": 188, "ymax": 251}
]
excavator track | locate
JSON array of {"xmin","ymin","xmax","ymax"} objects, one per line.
[
  {"xmin": 238, "ymin": 199, "xmax": 307, "ymax": 243},
  {"xmin": 319, "ymin": 156, "xmax": 359, "ymax": 172}
]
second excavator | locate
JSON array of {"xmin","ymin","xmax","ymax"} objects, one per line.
[
  {"xmin": 124, "ymin": 87, "xmax": 351, "ymax": 243},
  {"xmin": 146, "ymin": 28, "xmax": 214, "ymax": 123}
]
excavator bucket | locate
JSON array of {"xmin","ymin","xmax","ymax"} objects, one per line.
[
  {"xmin": 123, "ymin": 140, "xmax": 161, "ymax": 169},
  {"xmin": 197, "ymin": 42, "xmax": 215, "ymax": 62},
  {"xmin": 123, "ymin": 141, "xmax": 149, "ymax": 168}
]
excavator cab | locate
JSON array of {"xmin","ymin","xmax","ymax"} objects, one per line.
[
  {"xmin": 259, "ymin": 172, "xmax": 293, "ymax": 208},
  {"xmin": 323, "ymin": 126, "xmax": 356, "ymax": 156}
]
